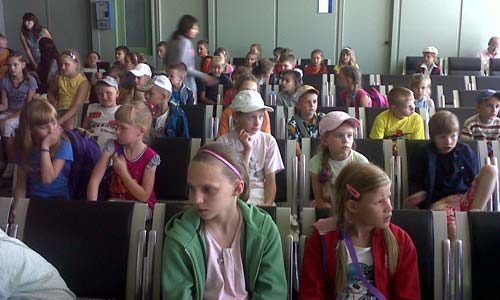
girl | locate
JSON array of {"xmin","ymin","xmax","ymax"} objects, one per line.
[
  {"xmin": 252, "ymin": 58, "xmax": 275, "ymax": 86},
  {"xmin": 214, "ymin": 47, "xmax": 235, "ymax": 75},
  {"xmin": 408, "ymin": 73, "xmax": 435, "ymax": 111},
  {"xmin": 222, "ymin": 66, "xmax": 250, "ymax": 106},
  {"xmin": 245, "ymin": 52, "xmax": 258, "ymax": 68},
  {"xmin": 162, "ymin": 142, "xmax": 287, "ymax": 299},
  {"xmin": 37, "ymin": 37, "xmax": 60, "ymax": 94},
  {"xmin": 85, "ymin": 51, "xmax": 100, "ymax": 69},
  {"xmin": 310, "ymin": 111, "xmax": 368, "ymax": 208},
  {"xmin": 47, "ymin": 49, "xmax": 90, "ymax": 129},
  {"xmin": 10, "ymin": 100, "xmax": 73, "ymax": 222},
  {"xmin": 300, "ymin": 162, "xmax": 420, "ymax": 300},
  {"xmin": 304, "ymin": 49, "xmax": 328, "ymax": 74},
  {"xmin": 333, "ymin": 46, "xmax": 359, "ymax": 74},
  {"xmin": 249, "ymin": 43, "xmax": 263, "ymax": 57},
  {"xmin": 277, "ymin": 69, "xmax": 301, "ymax": 107},
  {"xmin": 0, "ymin": 52, "xmax": 38, "ymax": 178},
  {"xmin": 87, "ymin": 101, "xmax": 160, "ymax": 211},
  {"xmin": 124, "ymin": 52, "xmax": 139, "ymax": 71},
  {"xmin": 416, "ymin": 46, "xmax": 442, "ymax": 76},
  {"xmin": 19, "ymin": 12, "xmax": 53, "ymax": 68},
  {"xmin": 338, "ymin": 65, "xmax": 371, "ymax": 107}
]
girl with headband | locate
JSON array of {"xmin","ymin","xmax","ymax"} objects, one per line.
[
  {"xmin": 162, "ymin": 142, "xmax": 287, "ymax": 299},
  {"xmin": 300, "ymin": 162, "xmax": 420, "ymax": 300}
]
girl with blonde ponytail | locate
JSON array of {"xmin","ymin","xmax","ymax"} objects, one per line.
[{"xmin": 300, "ymin": 162, "xmax": 420, "ymax": 300}]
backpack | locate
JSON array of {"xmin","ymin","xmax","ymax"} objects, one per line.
[
  {"xmin": 65, "ymin": 129, "xmax": 109, "ymax": 201},
  {"xmin": 367, "ymin": 87, "xmax": 389, "ymax": 108}
]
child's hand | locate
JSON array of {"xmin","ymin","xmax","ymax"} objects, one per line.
[
  {"xmin": 41, "ymin": 125, "xmax": 62, "ymax": 149},
  {"xmin": 112, "ymin": 152, "xmax": 128, "ymax": 177},
  {"xmin": 405, "ymin": 191, "xmax": 426, "ymax": 207},
  {"xmin": 238, "ymin": 129, "xmax": 252, "ymax": 152}
]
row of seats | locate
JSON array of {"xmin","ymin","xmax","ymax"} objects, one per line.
[
  {"xmin": 3, "ymin": 198, "xmax": 499, "ymax": 299},
  {"xmin": 403, "ymin": 56, "xmax": 500, "ymax": 76}
]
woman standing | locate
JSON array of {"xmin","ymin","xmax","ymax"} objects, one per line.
[{"xmin": 19, "ymin": 13, "xmax": 53, "ymax": 69}]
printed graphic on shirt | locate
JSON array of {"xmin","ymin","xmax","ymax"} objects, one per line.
[
  {"xmin": 341, "ymin": 262, "xmax": 375, "ymax": 300},
  {"xmin": 248, "ymin": 156, "xmax": 264, "ymax": 184}
]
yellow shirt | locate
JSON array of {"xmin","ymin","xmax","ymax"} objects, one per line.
[
  {"xmin": 369, "ymin": 109, "xmax": 425, "ymax": 140},
  {"xmin": 57, "ymin": 73, "xmax": 88, "ymax": 110}
]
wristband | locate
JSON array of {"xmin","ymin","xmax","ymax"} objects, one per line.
[{"xmin": 40, "ymin": 148, "xmax": 50, "ymax": 152}]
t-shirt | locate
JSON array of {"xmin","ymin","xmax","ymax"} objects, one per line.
[
  {"xmin": 0, "ymin": 75, "xmax": 38, "ymax": 112},
  {"xmin": 218, "ymin": 130, "xmax": 284, "ymax": 189},
  {"xmin": 369, "ymin": 110, "xmax": 425, "ymax": 140},
  {"xmin": 202, "ymin": 73, "xmax": 232, "ymax": 102},
  {"xmin": 86, "ymin": 103, "xmax": 120, "ymax": 149},
  {"xmin": 341, "ymin": 244, "xmax": 375, "ymax": 300},
  {"xmin": 0, "ymin": 229, "xmax": 75, "ymax": 299},
  {"xmin": 433, "ymin": 150, "xmax": 470, "ymax": 201},
  {"xmin": 309, "ymin": 150, "xmax": 368, "ymax": 184},
  {"xmin": 461, "ymin": 114, "xmax": 500, "ymax": 141},
  {"xmin": 287, "ymin": 112, "xmax": 325, "ymax": 141},
  {"xmin": 27, "ymin": 139, "xmax": 73, "ymax": 199}
]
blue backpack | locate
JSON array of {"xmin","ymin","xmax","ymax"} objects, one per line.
[
  {"xmin": 367, "ymin": 87, "xmax": 389, "ymax": 108},
  {"xmin": 64, "ymin": 129, "xmax": 108, "ymax": 201}
]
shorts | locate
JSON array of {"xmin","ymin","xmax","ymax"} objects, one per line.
[
  {"xmin": 431, "ymin": 176, "xmax": 479, "ymax": 212},
  {"xmin": 0, "ymin": 112, "xmax": 20, "ymax": 137}
]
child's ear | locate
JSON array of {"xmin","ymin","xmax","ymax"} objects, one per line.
[
  {"xmin": 232, "ymin": 180, "xmax": 245, "ymax": 196},
  {"xmin": 345, "ymin": 199, "xmax": 358, "ymax": 214}
]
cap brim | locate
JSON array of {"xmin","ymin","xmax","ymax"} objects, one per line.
[
  {"xmin": 235, "ymin": 105, "xmax": 274, "ymax": 113},
  {"xmin": 130, "ymin": 70, "xmax": 145, "ymax": 77}
]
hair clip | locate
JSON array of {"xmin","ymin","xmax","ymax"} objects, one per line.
[{"xmin": 345, "ymin": 183, "xmax": 360, "ymax": 199}]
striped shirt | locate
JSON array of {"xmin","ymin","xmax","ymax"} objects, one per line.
[{"xmin": 461, "ymin": 114, "xmax": 500, "ymax": 141}]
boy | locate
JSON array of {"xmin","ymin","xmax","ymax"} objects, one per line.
[
  {"xmin": 82, "ymin": 76, "xmax": 121, "ymax": 149},
  {"xmin": 168, "ymin": 62, "xmax": 195, "ymax": 105},
  {"xmin": 145, "ymin": 74, "xmax": 189, "ymax": 138},
  {"xmin": 218, "ymin": 90, "xmax": 284, "ymax": 206},
  {"xmin": 417, "ymin": 46, "xmax": 442, "ymax": 76},
  {"xmin": 198, "ymin": 56, "xmax": 231, "ymax": 105},
  {"xmin": 114, "ymin": 45, "xmax": 129, "ymax": 67},
  {"xmin": 129, "ymin": 63, "xmax": 152, "ymax": 102},
  {"xmin": 288, "ymin": 85, "xmax": 325, "ymax": 156},
  {"xmin": 270, "ymin": 52, "xmax": 303, "ymax": 85},
  {"xmin": 0, "ymin": 34, "xmax": 10, "ymax": 79},
  {"xmin": 156, "ymin": 41, "xmax": 167, "ymax": 72},
  {"xmin": 369, "ymin": 86, "xmax": 425, "ymax": 140},
  {"xmin": 196, "ymin": 40, "xmax": 211, "ymax": 73},
  {"xmin": 461, "ymin": 89, "xmax": 500, "ymax": 142}
]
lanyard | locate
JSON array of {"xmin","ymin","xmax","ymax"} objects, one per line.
[{"xmin": 344, "ymin": 232, "xmax": 387, "ymax": 300}]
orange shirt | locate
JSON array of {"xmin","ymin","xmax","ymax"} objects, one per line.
[{"xmin": 217, "ymin": 107, "xmax": 271, "ymax": 137}]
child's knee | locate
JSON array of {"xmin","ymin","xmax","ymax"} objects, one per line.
[{"xmin": 480, "ymin": 164, "xmax": 498, "ymax": 180}]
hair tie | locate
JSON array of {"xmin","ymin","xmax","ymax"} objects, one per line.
[
  {"xmin": 346, "ymin": 184, "xmax": 360, "ymax": 199},
  {"xmin": 199, "ymin": 149, "xmax": 243, "ymax": 181},
  {"xmin": 338, "ymin": 230, "xmax": 345, "ymax": 241}
]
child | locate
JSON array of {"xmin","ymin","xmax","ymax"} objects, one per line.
[
  {"xmin": 249, "ymin": 43, "xmax": 263, "ymax": 57},
  {"xmin": 0, "ymin": 52, "xmax": 38, "ymax": 178},
  {"xmin": 87, "ymin": 101, "xmax": 160, "ymax": 211},
  {"xmin": 85, "ymin": 51, "xmax": 100, "ymax": 69},
  {"xmin": 223, "ymin": 66, "xmax": 250, "ymax": 106},
  {"xmin": 252, "ymin": 58, "xmax": 274, "ymax": 86},
  {"xmin": 214, "ymin": 47, "xmax": 234, "ymax": 75},
  {"xmin": 245, "ymin": 52, "xmax": 259, "ymax": 68},
  {"xmin": 199, "ymin": 56, "xmax": 232, "ymax": 105},
  {"xmin": 218, "ymin": 74, "xmax": 272, "ymax": 137},
  {"xmin": 309, "ymin": 111, "xmax": 368, "ymax": 208},
  {"xmin": 300, "ymin": 162, "xmax": 420, "ymax": 300},
  {"xmin": 416, "ymin": 46, "xmax": 442, "ymax": 76},
  {"xmin": 0, "ymin": 33, "xmax": 11, "ymax": 79},
  {"xmin": 114, "ymin": 45, "xmax": 129, "ymax": 67},
  {"xmin": 287, "ymin": 85, "xmax": 325, "ymax": 156},
  {"xmin": 337, "ymin": 65, "xmax": 371, "ymax": 107},
  {"xmin": 146, "ymin": 74, "xmax": 189, "ymax": 138},
  {"xmin": 218, "ymin": 90, "xmax": 284, "ymax": 206},
  {"xmin": 128, "ymin": 62, "xmax": 152, "ymax": 102},
  {"xmin": 168, "ymin": 62, "xmax": 195, "ymax": 105},
  {"xmin": 156, "ymin": 41, "xmax": 167, "ymax": 72},
  {"xmin": 461, "ymin": 89, "xmax": 500, "ymax": 142},
  {"xmin": 82, "ymin": 76, "xmax": 121, "ymax": 149},
  {"xmin": 406, "ymin": 110, "xmax": 497, "ymax": 240},
  {"xmin": 11, "ymin": 100, "xmax": 74, "ymax": 219},
  {"xmin": 273, "ymin": 47, "xmax": 284, "ymax": 63},
  {"xmin": 277, "ymin": 70, "xmax": 301, "ymax": 107},
  {"xmin": 37, "ymin": 37, "xmax": 60, "ymax": 94},
  {"xmin": 47, "ymin": 49, "xmax": 90, "ymax": 129},
  {"xmin": 304, "ymin": 49, "xmax": 328, "ymax": 74},
  {"xmin": 196, "ymin": 40, "xmax": 211, "ymax": 73},
  {"xmin": 408, "ymin": 73, "xmax": 435, "ymax": 111},
  {"xmin": 333, "ymin": 46, "xmax": 359, "ymax": 74},
  {"xmin": 370, "ymin": 86, "xmax": 425, "ymax": 140},
  {"xmin": 162, "ymin": 142, "xmax": 287, "ymax": 299}
]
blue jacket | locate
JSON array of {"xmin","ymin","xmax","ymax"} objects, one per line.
[
  {"xmin": 409, "ymin": 142, "xmax": 478, "ymax": 209},
  {"xmin": 161, "ymin": 103, "xmax": 190, "ymax": 138},
  {"xmin": 171, "ymin": 82, "xmax": 195, "ymax": 105}
]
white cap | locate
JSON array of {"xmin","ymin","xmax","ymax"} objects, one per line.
[
  {"xmin": 130, "ymin": 63, "xmax": 152, "ymax": 77},
  {"xmin": 230, "ymin": 90, "xmax": 274, "ymax": 113},
  {"xmin": 152, "ymin": 75, "xmax": 172, "ymax": 93},
  {"xmin": 96, "ymin": 76, "xmax": 119, "ymax": 90},
  {"xmin": 423, "ymin": 46, "xmax": 438, "ymax": 56}
]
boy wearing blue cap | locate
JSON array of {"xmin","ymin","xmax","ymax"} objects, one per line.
[{"xmin": 461, "ymin": 89, "xmax": 500, "ymax": 141}]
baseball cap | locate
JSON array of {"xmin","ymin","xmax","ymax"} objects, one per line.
[
  {"xmin": 476, "ymin": 89, "xmax": 500, "ymax": 103},
  {"xmin": 319, "ymin": 111, "xmax": 360, "ymax": 136},
  {"xmin": 95, "ymin": 76, "xmax": 119, "ymax": 90},
  {"xmin": 296, "ymin": 85, "xmax": 319, "ymax": 101},
  {"xmin": 152, "ymin": 75, "xmax": 172, "ymax": 93},
  {"xmin": 130, "ymin": 63, "xmax": 152, "ymax": 77},
  {"xmin": 422, "ymin": 46, "xmax": 438, "ymax": 56},
  {"xmin": 230, "ymin": 90, "xmax": 274, "ymax": 113}
]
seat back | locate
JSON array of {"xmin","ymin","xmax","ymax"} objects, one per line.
[
  {"xmin": 354, "ymin": 139, "xmax": 385, "ymax": 168},
  {"xmin": 0, "ymin": 197, "xmax": 12, "ymax": 231},
  {"xmin": 489, "ymin": 58, "xmax": 500, "ymax": 76},
  {"xmin": 447, "ymin": 57, "xmax": 482, "ymax": 76},
  {"xmin": 15, "ymin": 199, "xmax": 147, "ymax": 299},
  {"xmin": 379, "ymin": 74, "xmax": 413, "ymax": 87},
  {"xmin": 363, "ymin": 107, "xmax": 388, "ymax": 138},
  {"xmin": 181, "ymin": 105, "xmax": 213, "ymax": 138},
  {"xmin": 276, "ymin": 139, "xmax": 296, "ymax": 206},
  {"xmin": 231, "ymin": 57, "xmax": 246, "ymax": 67},
  {"xmin": 430, "ymin": 75, "xmax": 469, "ymax": 106},
  {"xmin": 474, "ymin": 76, "xmax": 500, "ymax": 90},
  {"xmin": 404, "ymin": 56, "xmax": 422, "ymax": 75},
  {"xmin": 455, "ymin": 90, "xmax": 483, "ymax": 107}
]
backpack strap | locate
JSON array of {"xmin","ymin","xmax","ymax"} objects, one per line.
[
  {"xmin": 293, "ymin": 115, "xmax": 311, "ymax": 138},
  {"xmin": 320, "ymin": 235, "xmax": 333, "ymax": 294}
]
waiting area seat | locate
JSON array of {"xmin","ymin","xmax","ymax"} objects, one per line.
[{"xmin": 447, "ymin": 57, "xmax": 482, "ymax": 76}]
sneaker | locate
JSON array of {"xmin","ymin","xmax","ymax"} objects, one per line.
[{"xmin": 2, "ymin": 163, "xmax": 14, "ymax": 179}]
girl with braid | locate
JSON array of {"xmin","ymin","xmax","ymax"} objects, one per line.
[{"xmin": 309, "ymin": 111, "xmax": 368, "ymax": 208}]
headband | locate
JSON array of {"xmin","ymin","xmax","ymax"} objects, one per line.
[{"xmin": 199, "ymin": 149, "xmax": 243, "ymax": 181}]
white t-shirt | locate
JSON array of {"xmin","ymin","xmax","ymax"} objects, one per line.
[
  {"xmin": 86, "ymin": 103, "xmax": 120, "ymax": 150},
  {"xmin": 218, "ymin": 130, "xmax": 284, "ymax": 189},
  {"xmin": 151, "ymin": 107, "xmax": 170, "ymax": 139},
  {"xmin": 0, "ymin": 229, "xmax": 75, "ymax": 299},
  {"xmin": 309, "ymin": 150, "xmax": 369, "ymax": 184},
  {"xmin": 342, "ymin": 245, "xmax": 375, "ymax": 300}
]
